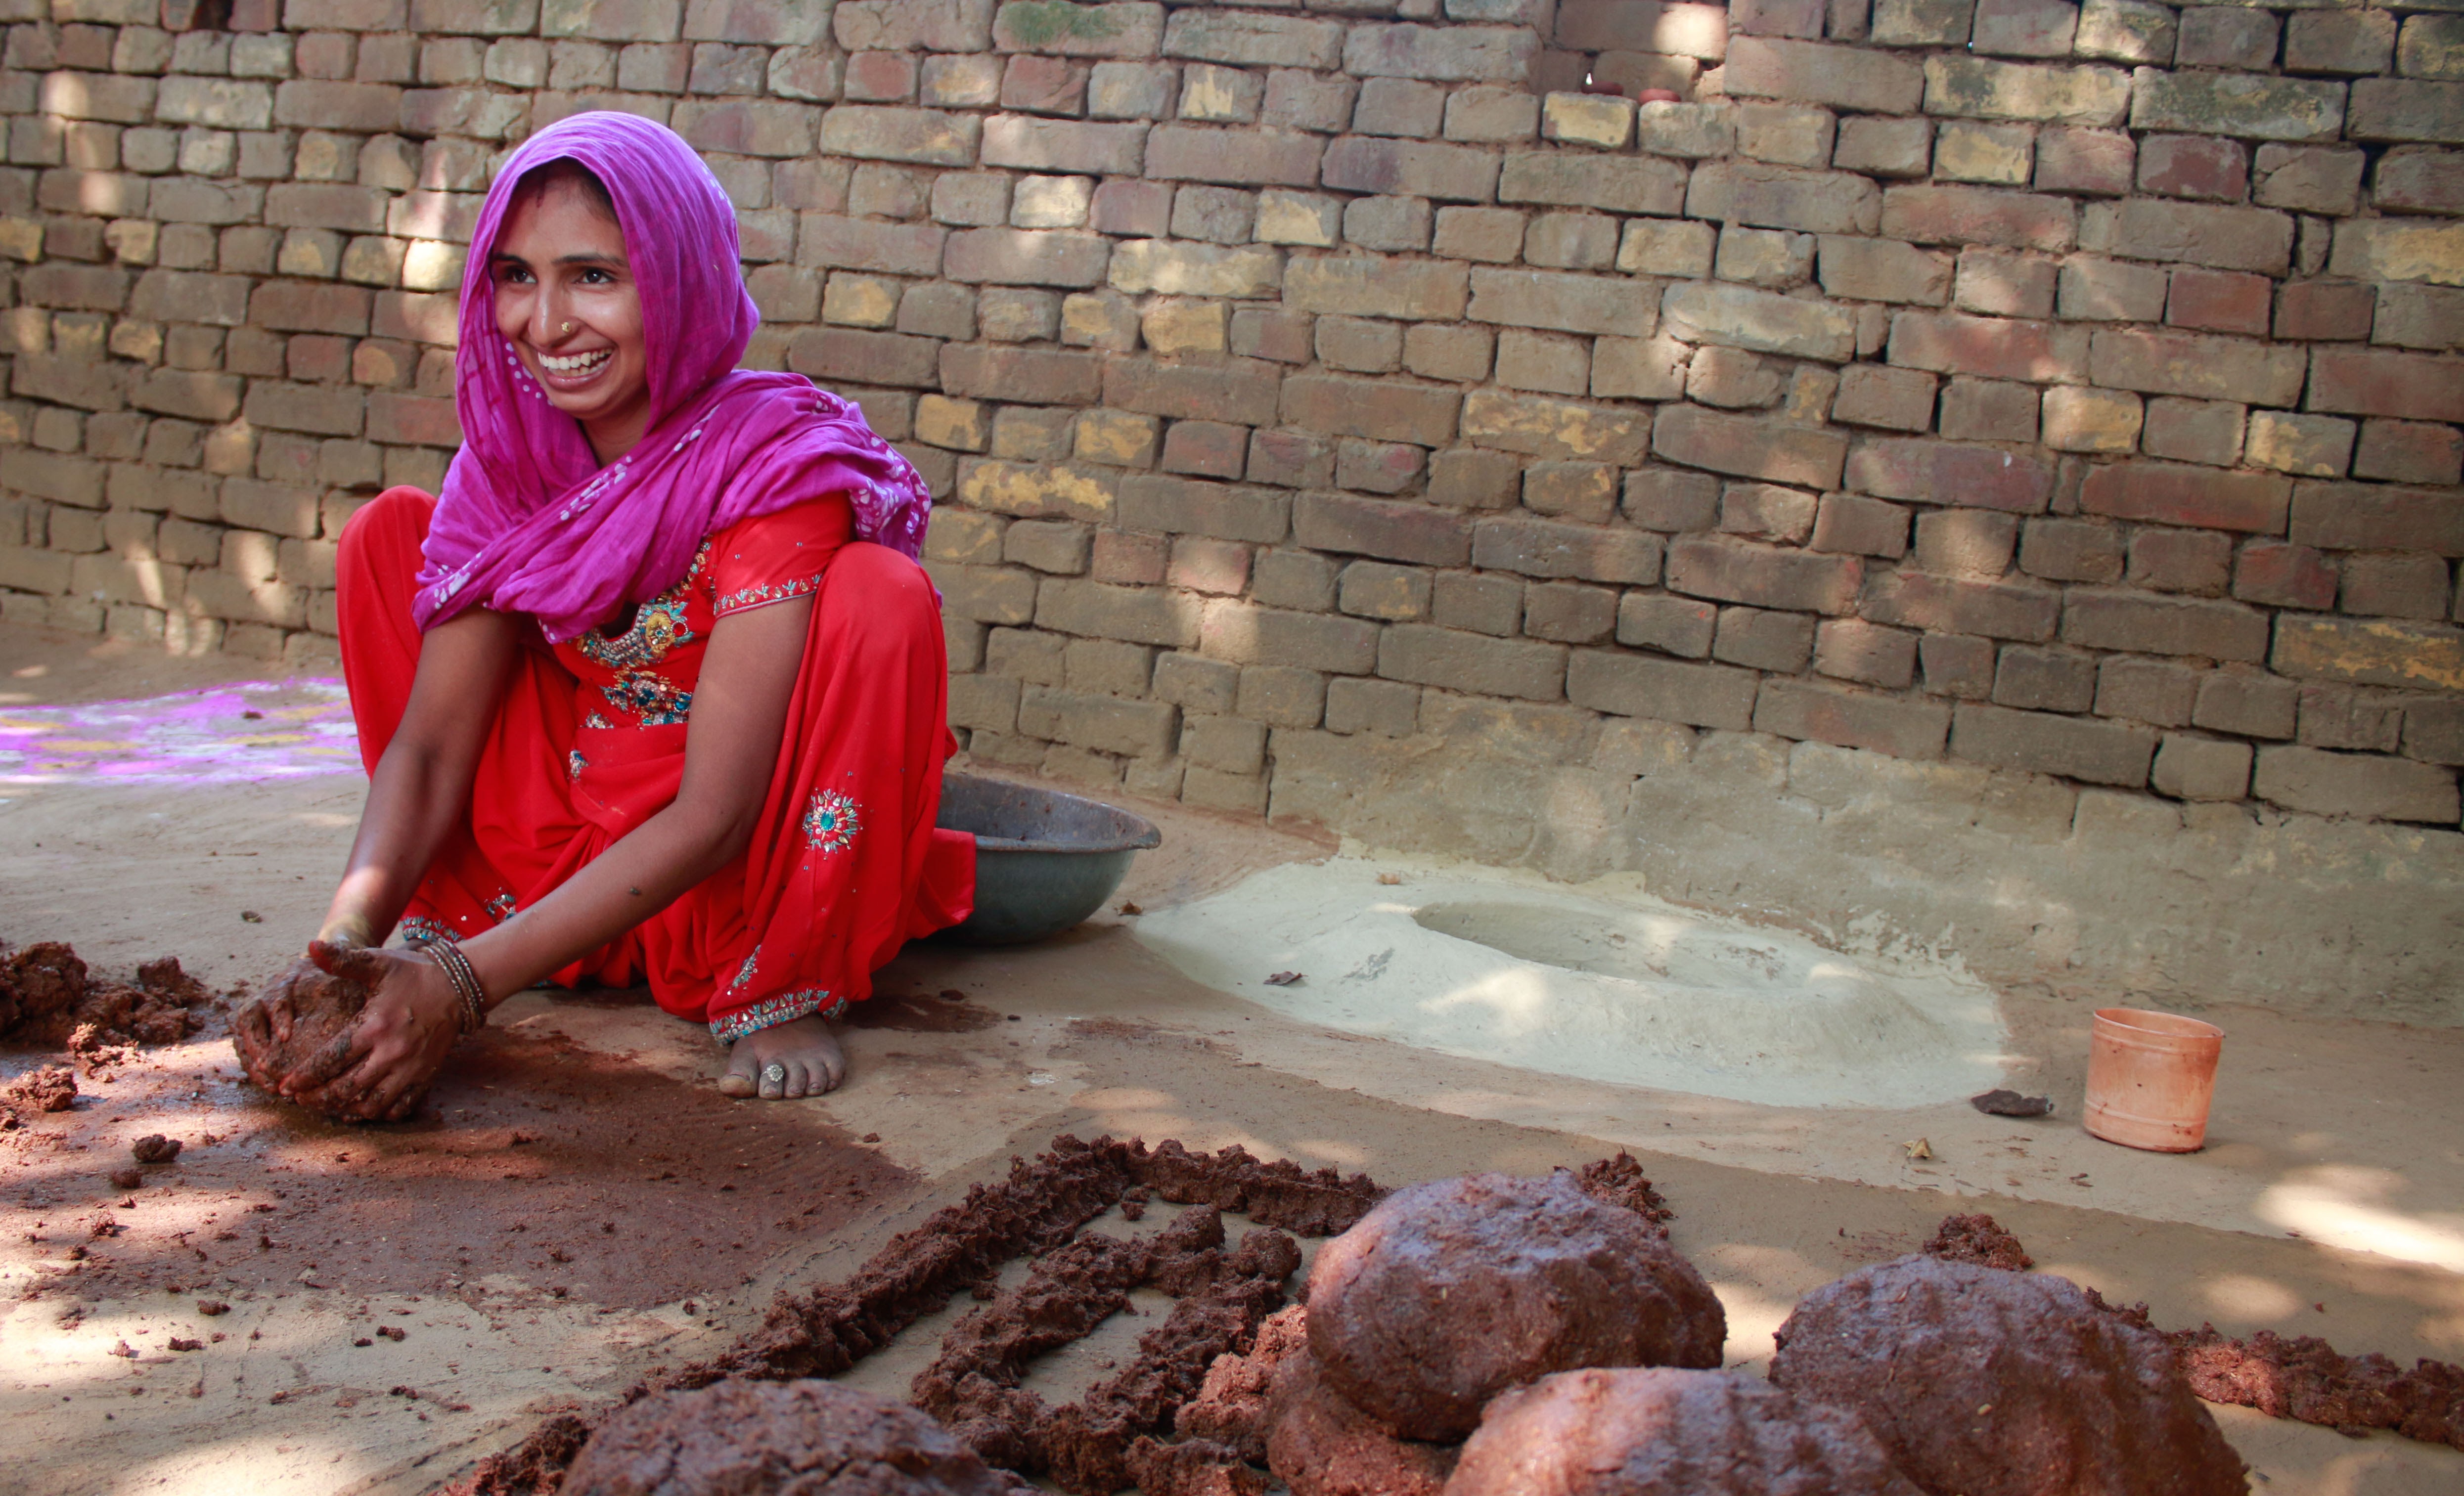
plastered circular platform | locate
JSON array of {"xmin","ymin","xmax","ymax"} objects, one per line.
[{"xmin": 1132, "ymin": 855, "xmax": 2010, "ymax": 1109}]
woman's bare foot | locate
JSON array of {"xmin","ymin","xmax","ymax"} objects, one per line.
[{"xmin": 719, "ymin": 1014, "xmax": 846, "ymax": 1100}]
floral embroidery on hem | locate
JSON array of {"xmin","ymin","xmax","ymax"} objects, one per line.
[
  {"xmin": 714, "ymin": 572, "xmax": 825, "ymax": 617},
  {"xmin": 709, "ymin": 989, "xmax": 846, "ymax": 1044},
  {"xmin": 803, "ymin": 788, "xmax": 861, "ymax": 853}
]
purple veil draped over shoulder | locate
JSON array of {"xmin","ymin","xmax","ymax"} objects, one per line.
[{"xmin": 412, "ymin": 111, "xmax": 931, "ymax": 643}]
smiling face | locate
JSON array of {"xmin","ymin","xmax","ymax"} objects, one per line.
[{"xmin": 490, "ymin": 166, "xmax": 653, "ymax": 466}]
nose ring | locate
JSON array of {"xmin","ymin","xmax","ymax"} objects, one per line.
[{"xmin": 560, "ymin": 321, "xmax": 574, "ymax": 335}]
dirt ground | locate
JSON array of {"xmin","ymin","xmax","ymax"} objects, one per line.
[{"xmin": 3, "ymin": 620, "xmax": 2461, "ymax": 1495}]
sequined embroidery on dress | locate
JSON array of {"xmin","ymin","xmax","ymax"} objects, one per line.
[
  {"xmin": 568, "ymin": 748, "xmax": 587, "ymax": 781},
  {"xmin": 575, "ymin": 595, "xmax": 696, "ymax": 672},
  {"xmin": 709, "ymin": 988, "xmax": 846, "ymax": 1043},
  {"xmin": 486, "ymin": 891, "xmax": 518, "ymax": 922},
  {"xmin": 601, "ymin": 669, "xmax": 694, "ymax": 726},
  {"xmin": 714, "ymin": 572, "xmax": 825, "ymax": 616},
  {"xmin": 802, "ymin": 789, "xmax": 861, "ymax": 853},
  {"xmin": 729, "ymin": 948, "xmax": 759, "ymax": 991},
  {"xmin": 400, "ymin": 915, "xmax": 454, "ymax": 947}
]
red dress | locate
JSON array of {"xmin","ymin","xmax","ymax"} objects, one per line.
[{"xmin": 335, "ymin": 485, "xmax": 975, "ymax": 1041}]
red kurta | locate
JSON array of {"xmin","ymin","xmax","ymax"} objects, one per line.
[{"xmin": 336, "ymin": 485, "xmax": 975, "ymax": 1041}]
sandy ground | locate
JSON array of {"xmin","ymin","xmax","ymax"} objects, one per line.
[{"xmin": 2, "ymin": 619, "xmax": 2461, "ymax": 1495}]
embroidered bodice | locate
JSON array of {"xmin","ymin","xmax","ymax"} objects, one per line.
[{"xmin": 552, "ymin": 497, "xmax": 851, "ymax": 730}]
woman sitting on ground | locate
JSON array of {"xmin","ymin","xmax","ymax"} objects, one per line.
[{"xmin": 256, "ymin": 112, "xmax": 973, "ymax": 1120}]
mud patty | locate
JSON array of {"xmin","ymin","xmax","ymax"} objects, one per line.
[
  {"xmin": 563, "ymin": 1378, "xmax": 1026, "ymax": 1495},
  {"xmin": 1264, "ymin": 1351, "xmax": 1458, "ymax": 1496},
  {"xmin": 1922, "ymin": 1212, "xmax": 2032, "ymax": 1272},
  {"xmin": 1304, "ymin": 1172, "xmax": 1726, "ymax": 1441},
  {"xmin": 1446, "ymin": 1367, "xmax": 1923, "ymax": 1496},
  {"xmin": 1770, "ymin": 1255, "xmax": 2248, "ymax": 1496},
  {"xmin": 229, "ymin": 958, "xmax": 372, "ymax": 1118}
]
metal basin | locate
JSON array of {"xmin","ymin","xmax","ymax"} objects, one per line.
[{"xmin": 935, "ymin": 772, "xmax": 1162, "ymax": 945}]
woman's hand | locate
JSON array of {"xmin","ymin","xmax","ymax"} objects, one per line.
[{"xmin": 274, "ymin": 940, "xmax": 465, "ymax": 1123}]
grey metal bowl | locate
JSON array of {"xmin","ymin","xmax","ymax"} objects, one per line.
[{"xmin": 935, "ymin": 772, "xmax": 1162, "ymax": 945}]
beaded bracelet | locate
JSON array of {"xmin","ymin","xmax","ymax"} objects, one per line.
[{"xmin": 418, "ymin": 936, "xmax": 489, "ymax": 1036}]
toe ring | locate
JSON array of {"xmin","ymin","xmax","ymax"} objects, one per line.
[{"xmin": 762, "ymin": 1062, "xmax": 787, "ymax": 1084}]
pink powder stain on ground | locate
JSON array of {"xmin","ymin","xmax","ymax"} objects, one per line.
[{"xmin": 0, "ymin": 680, "xmax": 358, "ymax": 786}]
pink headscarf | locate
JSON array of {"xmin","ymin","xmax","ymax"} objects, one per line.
[{"xmin": 413, "ymin": 111, "xmax": 931, "ymax": 643}]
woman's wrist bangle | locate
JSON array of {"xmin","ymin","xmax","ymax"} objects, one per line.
[{"xmin": 419, "ymin": 937, "xmax": 489, "ymax": 1036}]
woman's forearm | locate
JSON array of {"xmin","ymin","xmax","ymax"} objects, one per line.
[{"xmin": 319, "ymin": 737, "xmax": 484, "ymax": 946}]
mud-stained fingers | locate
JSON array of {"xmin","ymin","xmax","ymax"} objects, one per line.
[
  {"xmin": 286, "ymin": 1025, "xmax": 368, "ymax": 1093},
  {"xmin": 309, "ymin": 938, "xmax": 391, "ymax": 986}
]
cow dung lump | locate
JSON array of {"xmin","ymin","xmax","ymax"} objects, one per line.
[
  {"xmin": 1445, "ymin": 1366, "xmax": 1923, "ymax": 1496},
  {"xmin": 563, "ymin": 1377, "xmax": 1023, "ymax": 1495},
  {"xmin": 1770, "ymin": 1255, "xmax": 2248, "ymax": 1496},
  {"xmin": 1305, "ymin": 1171, "xmax": 1726, "ymax": 1442}
]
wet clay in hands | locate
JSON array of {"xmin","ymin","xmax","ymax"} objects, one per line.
[{"xmin": 231, "ymin": 941, "xmax": 387, "ymax": 1120}]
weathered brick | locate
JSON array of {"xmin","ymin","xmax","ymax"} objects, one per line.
[
  {"xmin": 1724, "ymin": 37, "xmax": 1920, "ymax": 114},
  {"xmin": 2288, "ymin": 481, "xmax": 2464, "ymax": 557},
  {"xmin": 1951, "ymin": 701, "xmax": 2156, "ymax": 786},
  {"xmin": 1884, "ymin": 310, "xmax": 2082, "ymax": 385},
  {"xmin": 1863, "ymin": 570, "xmax": 2061, "ymax": 641},
  {"xmin": 816, "ymin": 105, "xmax": 981, "ymax": 166},
  {"xmin": 2103, "ymin": 200, "xmax": 2293, "ymax": 276},
  {"xmin": 1568, "ymin": 648, "xmax": 1758, "ymax": 730},
  {"xmin": 2115, "ymin": 144, "xmax": 2237, "ymax": 216},
  {"xmin": 978, "ymin": 113, "xmax": 1147, "ymax": 176},
  {"xmin": 2340, "ymin": 554, "xmax": 2450, "ymax": 619},
  {"xmin": 938, "ymin": 346, "xmax": 1103, "ymax": 407},
  {"xmin": 2354, "ymin": 420, "xmax": 2464, "ymax": 486},
  {"xmin": 1812, "ymin": 617, "xmax": 1919, "ymax": 688},
  {"xmin": 1321, "ymin": 136, "xmax": 1501, "ymax": 204},
  {"xmin": 2133, "ymin": 72, "xmax": 2347, "ymax": 145},
  {"xmin": 1757, "ymin": 677, "xmax": 1951, "ymax": 758},
  {"xmin": 1460, "ymin": 268, "xmax": 1652, "ymax": 340},
  {"xmin": 2273, "ymin": 280, "xmax": 2375, "ymax": 345},
  {"xmin": 797, "ymin": 214, "xmax": 946, "ymax": 276},
  {"xmin": 1665, "ymin": 535, "xmax": 1860, "ymax": 614},
  {"xmin": 1651, "ymin": 404, "xmax": 1847, "ymax": 489},
  {"xmin": 2146, "ymin": 734, "xmax": 2251, "ymax": 801},
  {"xmin": 1462, "ymin": 390, "xmax": 1654, "ymax": 463},
  {"xmin": 1848, "ymin": 437, "xmax": 2054, "ymax": 514},
  {"xmin": 956, "ymin": 461, "xmax": 1119, "ymax": 524},
  {"xmin": 1659, "ymin": 282, "xmax": 1854, "ymax": 361},
  {"xmin": 1283, "ymin": 254, "xmax": 1469, "ymax": 322},
  {"xmin": 2252, "ymin": 744, "xmax": 2459, "ymax": 823},
  {"xmin": 1879, "ymin": 183, "xmax": 2076, "ymax": 252},
  {"xmin": 2073, "ymin": 462, "xmax": 2288, "ymax": 535},
  {"xmin": 1686, "ymin": 161, "xmax": 1882, "ymax": 236},
  {"xmin": 1143, "ymin": 125, "xmax": 1324, "ymax": 187},
  {"xmin": 1468, "ymin": 516, "xmax": 1662, "ymax": 585},
  {"xmin": 2349, "ymin": 79, "xmax": 2464, "ymax": 146},
  {"xmin": 1198, "ymin": 602, "xmax": 1378, "ymax": 676},
  {"xmin": 1378, "ymin": 624, "xmax": 1567, "ymax": 703},
  {"xmin": 1714, "ymin": 605, "xmax": 1815, "ymax": 670},
  {"xmin": 2034, "ymin": 126, "xmax": 2135, "ymax": 195},
  {"xmin": 1034, "ymin": 576, "xmax": 1200, "ymax": 648},
  {"xmin": 1279, "ymin": 374, "xmax": 1460, "ymax": 448},
  {"xmin": 1283, "ymin": 491, "xmax": 1466, "ymax": 567},
  {"xmin": 1105, "ymin": 357, "xmax": 1281, "ymax": 426},
  {"xmin": 1925, "ymin": 56, "xmax": 2129, "ymax": 127},
  {"xmin": 1499, "ymin": 151, "xmax": 1690, "ymax": 217},
  {"xmin": 2376, "ymin": 147, "xmax": 2464, "ymax": 217},
  {"xmin": 2075, "ymin": 0, "xmax": 2174, "ymax": 65},
  {"xmin": 1344, "ymin": 23, "xmax": 1538, "ymax": 84},
  {"xmin": 1162, "ymin": 9, "xmax": 1344, "ymax": 69},
  {"xmin": 2307, "ymin": 347, "xmax": 2464, "ymax": 424},
  {"xmin": 2088, "ymin": 329, "xmax": 2307, "ymax": 407},
  {"xmin": 2274, "ymin": 614, "xmax": 2464, "ymax": 693},
  {"xmin": 2139, "ymin": 398, "xmax": 2247, "ymax": 468}
]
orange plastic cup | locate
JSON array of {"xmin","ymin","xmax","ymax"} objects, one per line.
[{"xmin": 2083, "ymin": 1008, "xmax": 2224, "ymax": 1152}]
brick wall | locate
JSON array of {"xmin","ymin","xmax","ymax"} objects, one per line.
[{"xmin": 4, "ymin": 0, "xmax": 2463, "ymax": 836}]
